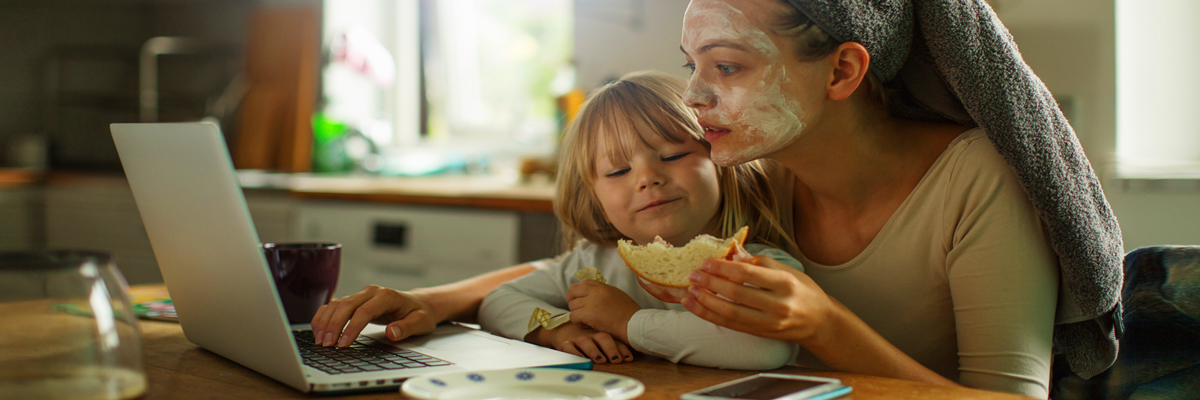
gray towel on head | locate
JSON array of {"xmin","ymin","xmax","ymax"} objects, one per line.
[{"xmin": 784, "ymin": 0, "xmax": 1124, "ymax": 380}]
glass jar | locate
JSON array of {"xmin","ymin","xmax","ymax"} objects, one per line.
[{"xmin": 0, "ymin": 251, "xmax": 147, "ymax": 400}]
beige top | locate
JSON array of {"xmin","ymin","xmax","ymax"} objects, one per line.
[{"xmin": 771, "ymin": 129, "xmax": 1059, "ymax": 398}]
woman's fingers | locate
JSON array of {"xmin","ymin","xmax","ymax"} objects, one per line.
[
  {"xmin": 312, "ymin": 294, "xmax": 357, "ymax": 343},
  {"xmin": 323, "ymin": 296, "xmax": 372, "ymax": 346},
  {"xmin": 683, "ymin": 285, "xmax": 769, "ymax": 334},
  {"xmin": 701, "ymin": 258, "xmax": 804, "ymax": 295},
  {"xmin": 338, "ymin": 296, "xmax": 403, "ymax": 347},
  {"xmin": 689, "ymin": 269, "xmax": 776, "ymax": 309},
  {"xmin": 313, "ymin": 293, "xmax": 369, "ymax": 347},
  {"xmin": 310, "ymin": 303, "xmax": 334, "ymax": 344},
  {"xmin": 637, "ymin": 277, "xmax": 688, "ymax": 303}
]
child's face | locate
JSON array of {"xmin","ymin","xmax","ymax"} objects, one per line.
[{"xmin": 592, "ymin": 121, "xmax": 722, "ymax": 247}]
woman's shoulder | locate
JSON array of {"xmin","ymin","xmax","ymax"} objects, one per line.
[
  {"xmin": 941, "ymin": 127, "xmax": 1019, "ymax": 183},
  {"xmin": 934, "ymin": 128, "xmax": 1035, "ymax": 218}
]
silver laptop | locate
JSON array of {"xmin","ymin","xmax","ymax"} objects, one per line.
[{"xmin": 110, "ymin": 122, "xmax": 590, "ymax": 393}]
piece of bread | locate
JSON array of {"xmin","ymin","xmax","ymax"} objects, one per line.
[{"xmin": 617, "ymin": 226, "xmax": 749, "ymax": 288}]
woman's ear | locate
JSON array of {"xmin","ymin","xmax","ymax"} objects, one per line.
[{"xmin": 826, "ymin": 42, "xmax": 871, "ymax": 101}]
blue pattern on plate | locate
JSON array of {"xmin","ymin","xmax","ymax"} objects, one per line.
[
  {"xmin": 604, "ymin": 378, "xmax": 621, "ymax": 387},
  {"xmin": 565, "ymin": 373, "xmax": 583, "ymax": 383},
  {"xmin": 468, "ymin": 373, "xmax": 485, "ymax": 382},
  {"xmin": 516, "ymin": 371, "xmax": 535, "ymax": 381},
  {"xmin": 430, "ymin": 379, "xmax": 446, "ymax": 387}
]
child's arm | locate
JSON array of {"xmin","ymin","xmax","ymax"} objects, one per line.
[
  {"xmin": 478, "ymin": 243, "xmax": 633, "ymax": 364},
  {"xmin": 569, "ymin": 244, "xmax": 804, "ymax": 370},
  {"xmin": 569, "ymin": 281, "xmax": 798, "ymax": 370},
  {"xmin": 627, "ymin": 309, "xmax": 798, "ymax": 370},
  {"xmin": 477, "ymin": 265, "xmax": 569, "ymax": 340}
]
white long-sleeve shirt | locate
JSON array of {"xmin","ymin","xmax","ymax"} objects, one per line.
[{"xmin": 479, "ymin": 241, "xmax": 802, "ymax": 370}]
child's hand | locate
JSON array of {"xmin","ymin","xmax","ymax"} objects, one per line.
[
  {"xmin": 566, "ymin": 280, "xmax": 641, "ymax": 343},
  {"xmin": 528, "ymin": 322, "xmax": 635, "ymax": 364}
]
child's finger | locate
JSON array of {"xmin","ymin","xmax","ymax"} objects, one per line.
[
  {"xmin": 568, "ymin": 282, "xmax": 592, "ymax": 300},
  {"xmin": 565, "ymin": 280, "xmax": 600, "ymax": 301},
  {"xmin": 591, "ymin": 332, "xmax": 624, "ymax": 363},
  {"xmin": 557, "ymin": 340, "xmax": 585, "ymax": 358},
  {"xmin": 572, "ymin": 337, "xmax": 606, "ymax": 364},
  {"xmin": 617, "ymin": 342, "xmax": 634, "ymax": 362},
  {"xmin": 567, "ymin": 297, "xmax": 580, "ymax": 311}
]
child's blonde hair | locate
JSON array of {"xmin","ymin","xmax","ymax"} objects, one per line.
[{"xmin": 554, "ymin": 71, "xmax": 797, "ymax": 253}]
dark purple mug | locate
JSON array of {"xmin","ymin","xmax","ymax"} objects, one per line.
[{"xmin": 261, "ymin": 243, "xmax": 341, "ymax": 324}]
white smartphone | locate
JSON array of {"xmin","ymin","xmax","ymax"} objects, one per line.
[{"xmin": 680, "ymin": 373, "xmax": 851, "ymax": 400}]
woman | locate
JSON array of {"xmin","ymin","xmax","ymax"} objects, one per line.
[
  {"xmin": 655, "ymin": 0, "xmax": 1057, "ymax": 392},
  {"xmin": 622, "ymin": 0, "xmax": 1117, "ymax": 397},
  {"xmin": 312, "ymin": 0, "xmax": 1123, "ymax": 397}
]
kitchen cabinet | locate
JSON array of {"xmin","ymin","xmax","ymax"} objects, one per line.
[
  {"xmin": 0, "ymin": 187, "xmax": 43, "ymax": 251},
  {"xmin": 294, "ymin": 200, "xmax": 524, "ymax": 296},
  {"xmin": 43, "ymin": 176, "xmax": 295, "ymax": 284},
  {"xmin": 35, "ymin": 173, "xmax": 560, "ymax": 293}
]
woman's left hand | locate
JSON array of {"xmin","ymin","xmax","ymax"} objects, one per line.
[
  {"xmin": 566, "ymin": 280, "xmax": 641, "ymax": 343},
  {"xmin": 682, "ymin": 256, "xmax": 835, "ymax": 347},
  {"xmin": 636, "ymin": 277, "xmax": 690, "ymax": 303}
]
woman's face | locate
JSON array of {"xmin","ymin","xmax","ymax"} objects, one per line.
[{"xmin": 681, "ymin": 0, "xmax": 820, "ymax": 166}]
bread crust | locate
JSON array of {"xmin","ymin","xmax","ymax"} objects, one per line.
[{"xmin": 618, "ymin": 227, "xmax": 749, "ymax": 288}]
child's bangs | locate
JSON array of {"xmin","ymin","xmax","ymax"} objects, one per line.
[{"xmin": 583, "ymin": 85, "xmax": 704, "ymax": 177}]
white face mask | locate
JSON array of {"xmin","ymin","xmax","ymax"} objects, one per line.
[{"xmin": 682, "ymin": 0, "xmax": 806, "ymax": 166}]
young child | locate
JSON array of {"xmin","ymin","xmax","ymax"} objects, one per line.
[{"xmin": 478, "ymin": 71, "xmax": 803, "ymax": 370}]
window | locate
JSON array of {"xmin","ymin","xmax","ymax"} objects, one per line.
[
  {"xmin": 1116, "ymin": 0, "xmax": 1200, "ymax": 171},
  {"xmin": 321, "ymin": 0, "xmax": 573, "ymax": 173}
]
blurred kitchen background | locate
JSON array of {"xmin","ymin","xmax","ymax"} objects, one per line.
[{"xmin": 1, "ymin": 0, "xmax": 1197, "ymax": 294}]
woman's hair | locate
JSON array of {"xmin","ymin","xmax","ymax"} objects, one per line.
[
  {"xmin": 554, "ymin": 70, "xmax": 797, "ymax": 253},
  {"xmin": 772, "ymin": 1, "xmax": 890, "ymax": 107}
]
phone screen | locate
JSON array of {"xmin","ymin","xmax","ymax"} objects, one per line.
[{"xmin": 700, "ymin": 376, "xmax": 828, "ymax": 399}]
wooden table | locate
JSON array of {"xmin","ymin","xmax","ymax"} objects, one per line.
[{"xmin": 136, "ymin": 319, "xmax": 1031, "ymax": 399}]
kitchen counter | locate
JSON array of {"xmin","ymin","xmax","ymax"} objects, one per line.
[
  {"xmin": 288, "ymin": 174, "xmax": 555, "ymax": 212},
  {"xmin": 34, "ymin": 170, "xmax": 555, "ymax": 213},
  {"xmin": 237, "ymin": 170, "xmax": 556, "ymax": 213},
  {"xmin": 0, "ymin": 168, "xmax": 43, "ymax": 187}
]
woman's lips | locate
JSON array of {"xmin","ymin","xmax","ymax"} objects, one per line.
[
  {"xmin": 699, "ymin": 121, "xmax": 731, "ymax": 142},
  {"xmin": 704, "ymin": 127, "xmax": 730, "ymax": 143}
]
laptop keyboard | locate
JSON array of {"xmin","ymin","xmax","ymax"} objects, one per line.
[{"xmin": 293, "ymin": 330, "xmax": 452, "ymax": 375}]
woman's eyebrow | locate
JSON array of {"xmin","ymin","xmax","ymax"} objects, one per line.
[{"xmin": 680, "ymin": 41, "xmax": 749, "ymax": 56}]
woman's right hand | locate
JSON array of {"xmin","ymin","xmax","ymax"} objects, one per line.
[
  {"xmin": 681, "ymin": 256, "xmax": 836, "ymax": 347},
  {"xmin": 310, "ymin": 285, "xmax": 440, "ymax": 348}
]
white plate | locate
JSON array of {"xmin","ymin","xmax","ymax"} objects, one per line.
[{"xmin": 401, "ymin": 368, "xmax": 644, "ymax": 400}]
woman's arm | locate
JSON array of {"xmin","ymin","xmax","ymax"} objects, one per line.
[
  {"xmin": 683, "ymin": 257, "xmax": 960, "ymax": 385},
  {"xmin": 310, "ymin": 264, "xmax": 535, "ymax": 347},
  {"xmin": 415, "ymin": 265, "xmax": 539, "ymax": 324}
]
